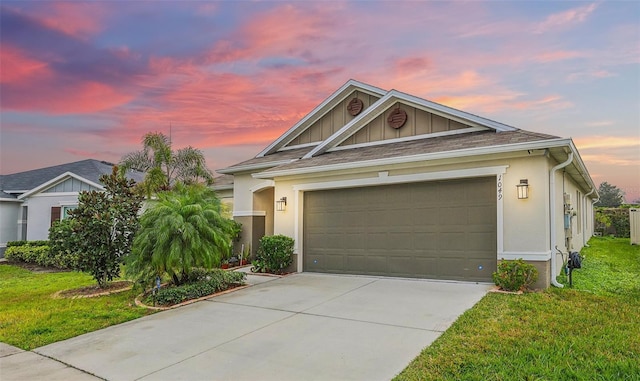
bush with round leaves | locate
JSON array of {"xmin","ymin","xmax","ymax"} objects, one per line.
[
  {"xmin": 252, "ymin": 235, "xmax": 294, "ymax": 275},
  {"xmin": 492, "ymin": 259, "xmax": 538, "ymax": 292}
]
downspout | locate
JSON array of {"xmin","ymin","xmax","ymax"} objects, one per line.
[
  {"xmin": 549, "ymin": 152, "xmax": 573, "ymax": 288},
  {"xmin": 583, "ymin": 188, "xmax": 595, "ymax": 246}
]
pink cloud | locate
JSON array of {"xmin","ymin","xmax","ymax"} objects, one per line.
[
  {"xmin": 433, "ymin": 92, "xmax": 574, "ymax": 114},
  {"xmin": 534, "ymin": 3, "xmax": 598, "ymax": 33},
  {"xmin": 4, "ymin": 78, "xmax": 134, "ymax": 114},
  {"xmin": 574, "ymin": 136, "xmax": 640, "ymax": 150},
  {"xmin": 28, "ymin": 2, "xmax": 107, "ymax": 38},
  {"xmin": 109, "ymin": 66, "xmax": 332, "ymax": 149},
  {"xmin": 535, "ymin": 50, "xmax": 585, "ymax": 63},
  {"xmin": 567, "ymin": 69, "xmax": 616, "ymax": 82},
  {"xmin": 0, "ymin": 45, "xmax": 49, "ymax": 84},
  {"xmin": 203, "ymin": 3, "xmax": 343, "ymax": 65}
]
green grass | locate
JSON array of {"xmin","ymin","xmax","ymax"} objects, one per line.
[
  {"xmin": 0, "ymin": 265, "xmax": 152, "ymax": 350},
  {"xmin": 557, "ymin": 236, "xmax": 640, "ymax": 297},
  {"xmin": 395, "ymin": 237, "xmax": 640, "ymax": 381}
]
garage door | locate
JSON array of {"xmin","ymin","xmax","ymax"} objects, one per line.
[{"xmin": 303, "ymin": 177, "xmax": 496, "ymax": 281}]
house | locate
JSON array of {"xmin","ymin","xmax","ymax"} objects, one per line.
[
  {"xmin": 0, "ymin": 159, "xmax": 144, "ymax": 256},
  {"xmin": 218, "ymin": 80, "xmax": 598, "ymax": 289}
]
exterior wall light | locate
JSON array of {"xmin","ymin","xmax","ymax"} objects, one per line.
[
  {"xmin": 517, "ymin": 179, "xmax": 529, "ymax": 199},
  {"xmin": 276, "ymin": 197, "xmax": 287, "ymax": 211}
]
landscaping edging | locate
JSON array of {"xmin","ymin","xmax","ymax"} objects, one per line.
[
  {"xmin": 134, "ymin": 283, "xmax": 251, "ymax": 311},
  {"xmin": 488, "ymin": 286, "xmax": 524, "ymax": 295},
  {"xmin": 52, "ymin": 282, "xmax": 133, "ymax": 299}
]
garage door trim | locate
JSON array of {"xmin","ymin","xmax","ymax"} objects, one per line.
[{"xmin": 292, "ymin": 165, "xmax": 508, "ymax": 274}]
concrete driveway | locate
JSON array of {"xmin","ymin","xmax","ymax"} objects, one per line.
[{"xmin": 4, "ymin": 273, "xmax": 490, "ymax": 381}]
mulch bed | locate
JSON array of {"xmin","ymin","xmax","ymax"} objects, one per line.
[
  {"xmin": 54, "ymin": 281, "xmax": 133, "ymax": 299},
  {"xmin": 0, "ymin": 260, "xmax": 70, "ymax": 273},
  {"xmin": 135, "ymin": 283, "xmax": 250, "ymax": 310}
]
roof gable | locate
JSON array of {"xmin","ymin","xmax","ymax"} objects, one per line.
[
  {"xmin": 18, "ymin": 172, "xmax": 104, "ymax": 200},
  {"xmin": 304, "ymin": 89, "xmax": 517, "ymax": 159},
  {"xmin": 256, "ymin": 79, "xmax": 387, "ymax": 157},
  {"xmin": 1, "ymin": 159, "xmax": 145, "ymax": 195}
]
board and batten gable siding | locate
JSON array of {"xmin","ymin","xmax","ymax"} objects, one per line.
[
  {"xmin": 42, "ymin": 177, "xmax": 101, "ymax": 193},
  {"xmin": 285, "ymin": 91, "xmax": 381, "ymax": 147},
  {"xmin": 338, "ymin": 103, "xmax": 471, "ymax": 147}
]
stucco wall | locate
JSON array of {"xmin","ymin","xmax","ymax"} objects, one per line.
[
  {"xmin": 270, "ymin": 153, "xmax": 553, "ymax": 256},
  {"xmin": 24, "ymin": 194, "xmax": 79, "ymax": 241},
  {"xmin": 0, "ymin": 201, "xmax": 20, "ymax": 256},
  {"xmin": 549, "ymin": 164, "xmax": 594, "ymax": 278},
  {"xmin": 231, "ymin": 150, "xmax": 595, "ymax": 287}
]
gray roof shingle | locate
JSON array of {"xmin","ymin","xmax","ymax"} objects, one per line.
[
  {"xmin": 259, "ymin": 129, "xmax": 560, "ymax": 174},
  {"xmin": 0, "ymin": 159, "xmax": 145, "ymax": 193},
  {"xmin": 218, "ymin": 147, "xmax": 314, "ymax": 174}
]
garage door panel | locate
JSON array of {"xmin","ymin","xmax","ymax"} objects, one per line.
[
  {"xmin": 388, "ymin": 256, "xmax": 415, "ymax": 276},
  {"xmin": 468, "ymin": 205, "xmax": 494, "ymax": 224},
  {"xmin": 438, "ymin": 232, "xmax": 469, "ymax": 250},
  {"xmin": 303, "ymin": 177, "xmax": 496, "ymax": 280},
  {"xmin": 324, "ymin": 255, "xmax": 346, "ymax": 271}
]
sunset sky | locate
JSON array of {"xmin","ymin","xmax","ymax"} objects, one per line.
[{"xmin": 1, "ymin": 1, "xmax": 638, "ymax": 201}]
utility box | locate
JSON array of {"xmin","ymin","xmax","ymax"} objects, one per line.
[{"xmin": 630, "ymin": 208, "xmax": 640, "ymax": 245}]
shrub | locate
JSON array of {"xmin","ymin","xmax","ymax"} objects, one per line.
[
  {"xmin": 72, "ymin": 167, "xmax": 144, "ymax": 287},
  {"xmin": 6, "ymin": 240, "xmax": 49, "ymax": 248},
  {"xmin": 6, "ymin": 245, "xmax": 52, "ymax": 267},
  {"xmin": 492, "ymin": 259, "xmax": 538, "ymax": 292},
  {"xmin": 48, "ymin": 219, "xmax": 82, "ymax": 270},
  {"xmin": 595, "ymin": 208, "xmax": 630, "ymax": 238},
  {"xmin": 127, "ymin": 183, "xmax": 233, "ymax": 287},
  {"xmin": 252, "ymin": 235, "xmax": 294, "ymax": 275},
  {"xmin": 148, "ymin": 269, "xmax": 246, "ymax": 306}
]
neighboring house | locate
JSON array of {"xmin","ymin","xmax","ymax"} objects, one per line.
[
  {"xmin": 212, "ymin": 174, "xmax": 234, "ymax": 218},
  {"xmin": 0, "ymin": 159, "xmax": 144, "ymax": 257},
  {"xmin": 219, "ymin": 80, "xmax": 598, "ymax": 289}
]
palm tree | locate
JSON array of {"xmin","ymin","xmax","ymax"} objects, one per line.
[
  {"xmin": 119, "ymin": 132, "xmax": 215, "ymax": 197},
  {"xmin": 126, "ymin": 183, "xmax": 233, "ymax": 286}
]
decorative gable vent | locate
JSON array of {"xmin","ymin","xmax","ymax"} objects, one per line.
[
  {"xmin": 347, "ymin": 97, "xmax": 364, "ymax": 116},
  {"xmin": 387, "ymin": 106, "xmax": 407, "ymax": 129}
]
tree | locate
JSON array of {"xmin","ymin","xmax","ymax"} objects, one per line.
[
  {"xmin": 71, "ymin": 167, "xmax": 144, "ymax": 287},
  {"xmin": 595, "ymin": 182, "xmax": 625, "ymax": 207},
  {"xmin": 119, "ymin": 132, "xmax": 214, "ymax": 197},
  {"xmin": 126, "ymin": 183, "xmax": 233, "ymax": 287}
]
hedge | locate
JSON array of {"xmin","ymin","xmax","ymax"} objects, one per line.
[
  {"xmin": 6, "ymin": 240, "xmax": 49, "ymax": 248},
  {"xmin": 595, "ymin": 208, "xmax": 630, "ymax": 238},
  {"xmin": 5, "ymin": 242, "xmax": 77, "ymax": 270},
  {"xmin": 147, "ymin": 269, "xmax": 246, "ymax": 306}
]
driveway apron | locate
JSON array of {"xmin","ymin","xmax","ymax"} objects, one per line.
[{"xmin": 30, "ymin": 273, "xmax": 490, "ymax": 381}]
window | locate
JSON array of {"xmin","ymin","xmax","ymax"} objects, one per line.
[
  {"xmin": 62, "ymin": 205, "xmax": 78, "ymax": 219},
  {"xmin": 51, "ymin": 205, "xmax": 78, "ymax": 227}
]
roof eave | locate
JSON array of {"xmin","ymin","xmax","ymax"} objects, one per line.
[
  {"xmin": 255, "ymin": 138, "xmax": 573, "ymax": 179},
  {"xmin": 217, "ymin": 159, "xmax": 299, "ymax": 175}
]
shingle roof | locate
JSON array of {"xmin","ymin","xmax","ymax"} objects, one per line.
[
  {"xmin": 0, "ymin": 190, "xmax": 17, "ymax": 199},
  {"xmin": 260, "ymin": 129, "xmax": 560, "ymax": 174},
  {"xmin": 218, "ymin": 147, "xmax": 314, "ymax": 174},
  {"xmin": 212, "ymin": 174, "xmax": 234, "ymax": 190},
  {"xmin": 0, "ymin": 159, "xmax": 145, "ymax": 192}
]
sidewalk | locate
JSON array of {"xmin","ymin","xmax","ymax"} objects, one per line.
[{"xmin": 0, "ymin": 342, "xmax": 101, "ymax": 381}]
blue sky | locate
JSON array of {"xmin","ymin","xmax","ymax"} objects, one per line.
[{"xmin": 1, "ymin": 1, "xmax": 638, "ymax": 200}]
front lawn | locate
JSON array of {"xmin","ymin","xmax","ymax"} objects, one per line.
[
  {"xmin": 395, "ymin": 237, "xmax": 640, "ymax": 380},
  {"xmin": 0, "ymin": 265, "xmax": 152, "ymax": 350}
]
